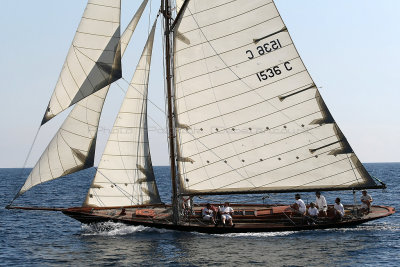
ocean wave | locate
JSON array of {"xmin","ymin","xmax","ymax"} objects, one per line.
[
  {"xmin": 213, "ymin": 231, "xmax": 296, "ymax": 238},
  {"xmin": 80, "ymin": 222, "xmax": 171, "ymax": 236}
]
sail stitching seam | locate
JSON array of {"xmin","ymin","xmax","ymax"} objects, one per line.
[
  {"xmin": 213, "ymin": 152, "xmax": 348, "ymax": 192},
  {"xmin": 185, "ymin": 131, "xmax": 335, "ymax": 174},
  {"xmin": 180, "ymin": 97, "xmax": 317, "ymax": 146},
  {"xmin": 181, "ymin": 3, "xmax": 271, "ymax": 35},
  {"xmin": 181, "ymin": 0, "xmax": 239, "ymax": 18},
  {"xmin": 87, "ymin": 3, "xmax": 120, "ymax": 9},
  {"xmin": 176, "ymin": 15, "xmax": 280, "ymax": 52},
  {"xmin": 189, "ymin": 141, "xmax": 339, "ymax": 188}
]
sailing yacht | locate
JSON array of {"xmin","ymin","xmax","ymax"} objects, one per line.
[{"xmin": 7, "ymin": 0, "xmax": 394, "ymax": 233}]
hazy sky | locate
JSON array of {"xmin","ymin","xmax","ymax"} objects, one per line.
[{"xmin": 1, "ymin": 0, "xmax": 399, "ymax": 168}]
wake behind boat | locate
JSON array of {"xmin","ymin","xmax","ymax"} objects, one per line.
[{"xmin": 7, "ymin": 0, "xmax": 395, "ymax": 233}]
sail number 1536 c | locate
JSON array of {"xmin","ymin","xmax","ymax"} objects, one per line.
[{"xmin": 256, "ymin": 62, "xmax": 292, "ymax": 82}]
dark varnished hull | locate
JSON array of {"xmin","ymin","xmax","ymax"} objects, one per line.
[{"xmin": 62, "ymin": 204, "xmax": 395, "ymax": 234}]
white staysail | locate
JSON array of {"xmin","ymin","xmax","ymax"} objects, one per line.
[
  {"xmin": 85, "ymin": 22, "xmax": 161, "ymax": 207},
  {"xmin": 42, "ymin": 0, "xmax": 122, "ymax": 125},
  {"xmin": 176, "ymin": 0, "xmax": 184, "ymax": 12},
  {"xmin": 173, "ymin": 0, "xmax": 379, "ymax": 195},
  {"xmin": 17, "ymin": 0, "xmax": 148, "ymax": 197}
]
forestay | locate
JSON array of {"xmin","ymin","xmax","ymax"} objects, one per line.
[
  {"xmin": 17, "ymin": 0, "xmax": 148, "ymax": 197},
  {"xmin": 173, "ymin": 0, "xmax": 379, "ymax": 195},
  {"xmin": 85, "ymin": 22, "xmax": 161, "ymax": 207},
  {"xmin": 42, "ymin": 0, "xmax": 122, "ymax": 125}
]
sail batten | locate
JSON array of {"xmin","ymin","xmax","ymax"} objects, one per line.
[
  {"xmin": 85, "ymin": 21, "xmax": 161, "ymax": 207},
  {"xmin": 16, "ymin": 0, "xmax": 149, "ymax": 198},
  {"xmin": 173, "ymin": 0, "xmax": 380, "ymax": 195}
]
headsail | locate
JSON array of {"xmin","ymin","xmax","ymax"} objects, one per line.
[
  {"xmin": 85, "ymin": 21, "xmax": 161, "ymax": 207},
  {"xmin": 42, "ymin": 0, "xmax": 122, "ymax": 125},
  {"xmin": 173, "ymin": 0, "xmax": 380, "ymax": 195},
  {"xmin": 16, "ymin": 0, "xmax": 149, "ymax": 197}
]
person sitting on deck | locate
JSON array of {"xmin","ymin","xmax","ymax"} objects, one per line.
[
  {"xmin": 315, "ymin": 191, "xmax": 328, "ymax": 217},
  {"xmin": 307, "ymin": 202, "xmax": 319, "ymax": 224},
  {"xmin": 220, "ymin": 202, "xmax": 234, "ymax": 226},
  {"xmin": 291, "ymin": 194, "xmax": 306, "ymax": 216},
  {"xmin": 360, "ymin": 190, "xmax": 373, "ymax": 214},
  {"xmin": 333, "ymin": 197, "xmax": 345, "ymax": 220},
  {"xmin": 209, "ymin": 204, "xmax": 219, "ymax": 223},
  {"xmin": 202, "ymin": 203, "xmax": 216, "ymax": 224}
]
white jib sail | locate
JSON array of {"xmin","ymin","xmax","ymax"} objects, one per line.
[
  {"xmin": 85, "ymin": 21, "xmax": 161, "ymax": 207},
  {"xmin": 17, "ymin": 0, "xmax": 148, "ymax": 197},
  {"xmin": 173, "ymin": 0, "xmax": 378, "ymax": 195},
  {"xmin": 42, "ymin": 0, "xmax": 122, "ymax": 125}
]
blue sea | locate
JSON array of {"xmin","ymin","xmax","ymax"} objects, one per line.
[{"xmin": 1, "ymin": 163, "xmax": 399, "ymax": 266}]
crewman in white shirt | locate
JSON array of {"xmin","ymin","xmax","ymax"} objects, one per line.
[
  {"xmin": 315, "ymin": 191, "xmax": 327, "ymax": 217},
  {"xmin": 292, "ymin": 194, "xmax": 306, "ymax": 215},
  {"xmin": 220, "ymin": 202, "xmax": 234, "ymax": 226},
  {"xmin": 202, "ymin": 203, "xmax": 216, "ymax": 224},
  {"xmin": 360, "ymin": 190, "xmax": 373, "ymax": 214},
  {"xmin": 333, "ymin": 197, "xmax": 345, "ymax": 220},
  {"xmin": 307, "ymin": 202, "xmax": 319, "ymax": 225}
]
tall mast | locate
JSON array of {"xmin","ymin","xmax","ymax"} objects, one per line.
[{"xmin": 162, "ymin": 0, "xmax": 179, "ymax": 224}]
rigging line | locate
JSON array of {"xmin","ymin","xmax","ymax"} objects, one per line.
[
  {"xmin": 92, "ymin": 189, "xmax": 106, "ymax": 207},
  {"xmin": 345, "ymin": 153, "xmax": 361, "ymax": 185},
  {"xmin": 114, "ymin": 79, "xmax": 165, "ymax": 131},
  {"xmin": 272, "ymin": 1, "xmax": 354, "ymax": 153},
  {"xmin": 160, "ymin": 14, "xmax": 175, "ymax": 194},
  {"xmin": 263, "ymin": 193, "xmax": 296, "ymax": 225},
  {"xmin": 132, "ymin": 0, "xmax": 153, "ymax": 204},
  {"xmin": 174, "ymin": 7, "xmax": 257, "ymax": 190},
  {"xmin": 118, "ymin": 77, "xmax": 165, "ymax": 114},
  {"xmin": 196, "ymin": 1, "xmax": 251, "ymax": 184},
  {"xmin": 93, "ymin": 167, "xmax": 141, "ymax": 204},
  {"xmin": 9, "ymin": 125, "xmax": 41, "ymax": 203},
  {"xmin": 184, "ymin": 7, "xmax": 326, "ymax": 145},
  {"xmin": 76, "ymin": 91, "xmax": 108, "ymax": 140},
  {"xmin": 175, "ymin": 19, "xmax": 229, "ymax": 188},
  {"xmin": 53, "ymin": 133, "xmax": 63, "ymax": 177},
  {"xmin": 175, "ymin": 6, "xmax": 358, "ymax": 192},
  {"xmin": 288, "ymin": 168, "xmax": 367, "ymax": 191}
]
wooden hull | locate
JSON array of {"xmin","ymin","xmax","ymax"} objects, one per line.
[{"xmin": 62, "ymin": 204, "xmax": 395, "ymax": 234}]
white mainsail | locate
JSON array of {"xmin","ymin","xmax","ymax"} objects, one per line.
[
  {"xmin": 85, "ymin": 21, "xmax": 161, "ymax": 207},
  {"xmin": 17, "ymin": 0, "xmax": 148, "ymax": 197},
  {"xmin": 173, "ymin": 0, "xmax": 379, "ymax": 195},
  {"xmin": 42, "ymin": 0, "xmax": 122, "ymax": 125}
]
